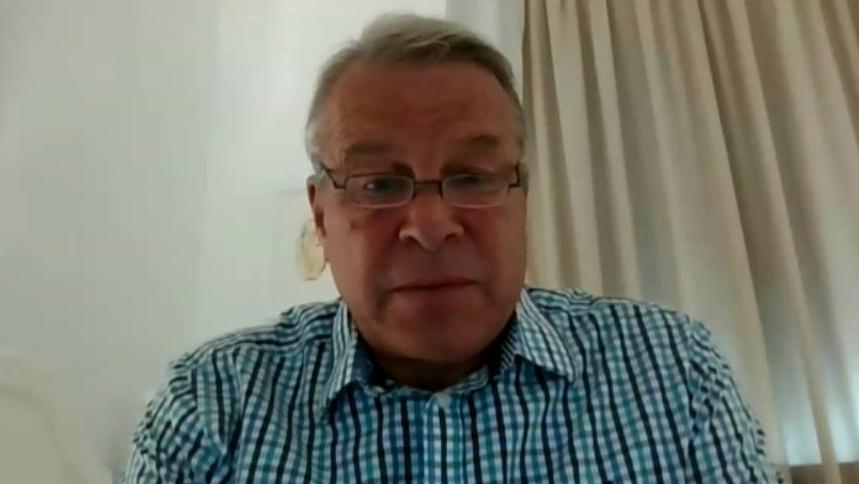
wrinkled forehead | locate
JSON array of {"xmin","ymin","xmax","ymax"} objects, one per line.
[{"xmin": 319, "ymin": 61, "xmax": 520, "ymax": 167}]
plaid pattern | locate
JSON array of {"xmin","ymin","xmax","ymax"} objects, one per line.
[{"xmin": 123, "ymin": 287, "xmax": 781, "ymax": 483}]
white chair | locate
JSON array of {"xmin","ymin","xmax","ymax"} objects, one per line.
[{"xmin": 0, "ymin": 351, "xmax": 111, "ymax": 484}]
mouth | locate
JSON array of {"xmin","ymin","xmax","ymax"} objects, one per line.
[{"xmin": 393, "ymin": 278, "xmax": 477, "ymax": 292}]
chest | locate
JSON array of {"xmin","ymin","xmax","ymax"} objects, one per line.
[{"xmin": 227, "ymin": 366, "xmax": 689, "ymax": 483}]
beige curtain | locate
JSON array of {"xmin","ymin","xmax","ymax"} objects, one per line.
[{"xmin": 521, "ymin": 0, "xmax": 859, "ymax": 483}]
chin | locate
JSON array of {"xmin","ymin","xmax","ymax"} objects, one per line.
[
  {"xmin": 405, "ymin": 328, "xmax": 494, "ymax": 363},
  {"xmin": 389, "ymin": 293, "xmax": 482, "ymax": 326},
  {"xmin": 390, "ymin": 309, "xmax": 501, "ymax": 359},
  {"xmin": 387, "ymin": 282, "xmax": 485, "ymax": 310}
]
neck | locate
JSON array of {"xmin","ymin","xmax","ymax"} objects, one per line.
[
  {"xmin": 367, "ymin": 331, "xmax": 508, "ymax": 392},
  {"xmin": 371, "ymin": 352, "xmax": 486, "ymax": 392}
]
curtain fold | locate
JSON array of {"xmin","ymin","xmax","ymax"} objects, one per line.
[{"xmin": 519, "ymin": 1, "xmax": 859, "ymax": 482}]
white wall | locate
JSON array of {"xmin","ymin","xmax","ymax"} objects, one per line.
[
  {"xmin": 191, "ymin": 0, "xmax": 445, "ymax": 343},
  {"xmin": 0, "ymin": 0, "xmax": 218, "ymax": 474},
  {"xmin": 0, "ymin": 0, "xmax": 443, "ymax": 476}
]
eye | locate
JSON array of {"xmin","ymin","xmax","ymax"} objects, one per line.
[
  {"xmin": 360, "ymin": 176, "xmax": 411, "ymax": 194},
  {"xmin": 346, "ymin": 174, "xmax": 413, "ymax": 205},
  {"xmin": 446, "ymin": 173, "xmax": 500, "ymax": 191}
]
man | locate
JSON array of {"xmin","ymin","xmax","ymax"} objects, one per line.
[{"xmin": 124, "ymin": 14, "xmax": 780, "ymax": 483}]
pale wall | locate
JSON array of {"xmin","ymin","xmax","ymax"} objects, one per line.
[{"xmin": 0, "ymin": 0, "xmax": 443, "ymax": 475}]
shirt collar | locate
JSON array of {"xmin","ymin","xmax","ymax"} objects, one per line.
[
  {"xmin": 507, "ymin": 287, "xmax": 580, "ymax": 382},
  {"xmin": 317, "ymin": 302, "xmax": 368, "ymax": 419},
  {"xmin": 315, "ymin": 287, "xmax": 580, "ymax": 419}
]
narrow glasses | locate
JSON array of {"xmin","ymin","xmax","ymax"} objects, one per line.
[{"xmin": 317, "ymin": 164, "xmax": 525, "ymax": 209}]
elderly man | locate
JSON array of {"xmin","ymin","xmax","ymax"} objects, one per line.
[{"xmin": 124, "ymin": 14, "xmax": 780, "ymax": 483}]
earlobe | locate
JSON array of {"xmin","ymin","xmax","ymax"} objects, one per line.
[{"xmin": 297, "ymin": 218, "xmax": 326, "ymax": 281}]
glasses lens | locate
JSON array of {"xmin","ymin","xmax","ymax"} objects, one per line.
[
  {"xmin": 346, "ymin": 175, "xmax": 413, "ymax": 206},
  {"xmin": 443, "ymin": 173, "xmax": 507, "ymax": 207}
]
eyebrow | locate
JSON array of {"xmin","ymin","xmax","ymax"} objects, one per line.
[
  {"xmin": 457, "ymin": 134, "xmax": 501, "ymax": 150},
  {"xmin": 345, "ymin": 135, "xmax": 500, "ymax": 154},
  {"xmin": 338, "ymin": 143, "xmax": 395, "ymax": 171},
  {"xmin": 338, "ymin": 135, "xmax": 505, "ymax": 171},
  {"xmin": 343, "ymin": 142, "xmax": 392, "ymax": 159}
]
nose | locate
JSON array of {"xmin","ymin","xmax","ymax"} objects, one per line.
[{"xmin": 398, "ymin": 190, "xmax": 464, "ymax": 252}]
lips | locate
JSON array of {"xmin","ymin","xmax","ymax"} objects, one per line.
[{"xmin": 393, "ymin": 277, "xmax": 476, "ymax": 291}]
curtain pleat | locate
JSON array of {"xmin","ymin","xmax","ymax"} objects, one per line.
[{"xmin": 521, "ymin": 1, "xmax": 859, "ymax": 482}]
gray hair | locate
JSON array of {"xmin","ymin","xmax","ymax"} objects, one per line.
[{"xmin": 304, "ymin": 13, "xmax": 525, "ymax": 173}]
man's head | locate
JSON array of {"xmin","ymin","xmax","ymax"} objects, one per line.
[{"xmin": 306, "ymin": 14, "xmax": 527, "ymax": 381}]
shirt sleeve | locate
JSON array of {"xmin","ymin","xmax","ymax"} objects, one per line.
[
  {"xmin": 121, "ymin": 357, "xmax": 229, "ymax": 483},
  {"xmin": 683, "ymin": 320, "xmax": 784, "ymax": 483}
]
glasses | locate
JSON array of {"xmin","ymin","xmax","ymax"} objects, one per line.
[{"xmin": 315, "ymin": 164, "xmax": 525, "ymax": 209}]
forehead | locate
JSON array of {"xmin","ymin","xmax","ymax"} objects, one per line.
[{"xmin": 321, "ymin": 61, "xmax": 518, "ymax": 161}]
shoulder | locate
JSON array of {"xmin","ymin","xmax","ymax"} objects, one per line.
[
  {"xmin": 141, "ymin": 300, "xmax": 340, "ymax": 450},
  {"xmin": 526, "ymin": 286, "xmax": 719, "ymax": 372},
  {"xmin": 526, "ymin": 285, "xmax": 705, "ymax": 333},
  {"xmin": 170, "ymin": 299, "xmax": 340, "ymax": 377},
  {"xmin": 528, "ymin": 286, "xmax": 735, "ymax": 419}
]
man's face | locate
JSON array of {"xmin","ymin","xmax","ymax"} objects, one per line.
[{"xmin": 308, "ymin": 60, "xmax": 526, "ymax": 366}]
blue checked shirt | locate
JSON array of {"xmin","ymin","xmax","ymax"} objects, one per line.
[{"xmin": 123, "ymin": 287, "xmax": 780, "ymax": 483}]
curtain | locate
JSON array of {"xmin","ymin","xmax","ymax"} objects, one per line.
[{"xmin": 505, "ymin": 0, "xmax": 859, "ymax": 483}]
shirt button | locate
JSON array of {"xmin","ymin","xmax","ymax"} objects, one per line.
[{"xmin": 434, "ymin": 392, "xmax": 452, "ymax": 411}]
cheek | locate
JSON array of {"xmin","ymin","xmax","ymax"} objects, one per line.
[
  {"xmin": 464, "ymin": 207, "xmax": 528, "ymax": 287},
  {"xmin": 323, "ymin": 210, "xmax": 396, "ymax": 277},
  {"xmin": 466, "ymin": 208, "xmax": 526, "ymax": 251}
]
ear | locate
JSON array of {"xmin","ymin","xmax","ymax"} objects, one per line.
[{"xmin": 307, "ymin": 180, "xmax": 326, "ymax": 239}]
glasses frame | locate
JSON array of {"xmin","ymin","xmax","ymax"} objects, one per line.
[{"xmin": 315, "ymin": 163, "xmax": 526, "ymax": 209}]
